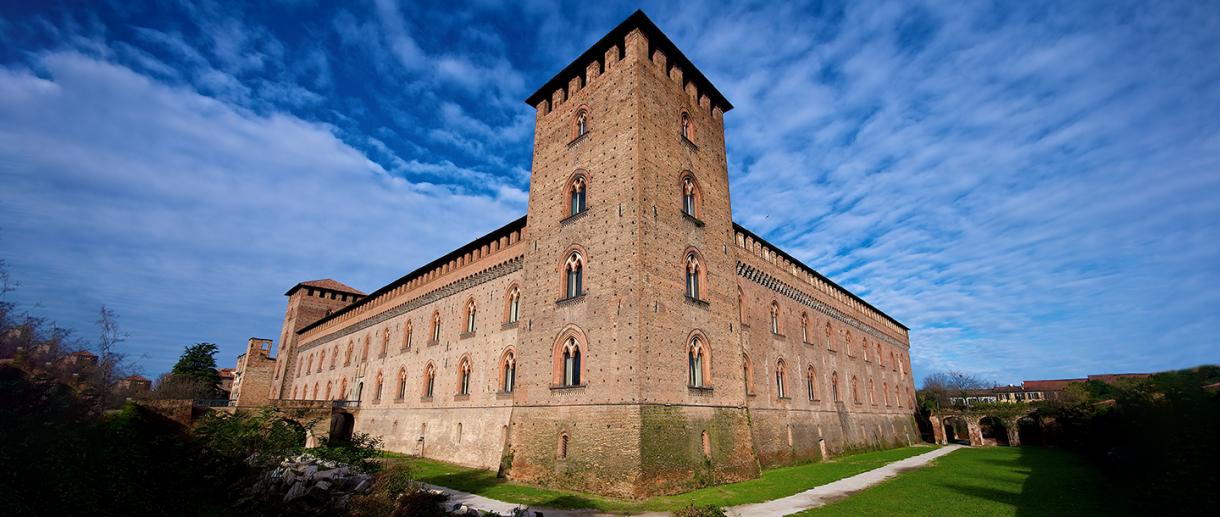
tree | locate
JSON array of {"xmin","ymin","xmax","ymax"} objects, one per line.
[
  {"xmin": 172, "ymin": 342, "xmax": 221, "ymax": 386},
  {"xmin": 920, "ymin": 371, "xmax": 992, "ymax": 408}
]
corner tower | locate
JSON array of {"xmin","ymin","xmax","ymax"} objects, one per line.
[
  {"xmin": 271, "ymin": 280, "xmax": 365, "ymax": 400},
  {"xmin": 507, "ymin": 11, "xmax": 757, "ymax": 497}
]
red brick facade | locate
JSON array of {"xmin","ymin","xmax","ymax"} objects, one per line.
[{"xmin": 257, "ymin": 12, "xmax": 917, "ymax": 498}]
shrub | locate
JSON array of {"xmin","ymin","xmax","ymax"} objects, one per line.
[{"xmin": 672, "ymin": 503, "xmax": 727, "ymax": 517}]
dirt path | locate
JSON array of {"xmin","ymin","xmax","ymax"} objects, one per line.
[{"xmin": 425, "ymin": 445, "xmax": 965, "ymax": 517}]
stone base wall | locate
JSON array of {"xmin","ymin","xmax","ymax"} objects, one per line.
[{"xmin": 354, "ymin": 405, "xmax": 513, "ymax": 471}]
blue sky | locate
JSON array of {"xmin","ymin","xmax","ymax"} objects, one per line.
[{"xmin": 1, "ymin": 0, "xmax": 1216, "ymax": 386}]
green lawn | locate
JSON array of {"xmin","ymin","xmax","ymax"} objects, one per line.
[
  {"xmin": 790, "ymin": 447, "xmax": 1134, "ymax": 517},
  {"xmin": 397, "ymin": 445, "xmax": 939, "ymax": 512}
]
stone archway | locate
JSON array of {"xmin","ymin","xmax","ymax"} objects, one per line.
[
  {"xmin": 931, "ymin": 408, "xmax": 1027, "ymax": 447},
  {"xmin": 979, "ymin": 416, "xmax": 1010, "ymax": 446}
]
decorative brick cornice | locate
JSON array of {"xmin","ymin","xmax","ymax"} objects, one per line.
[{"xmin": 736, "ymin": 261, "xmax": 906, "ymax": 349}]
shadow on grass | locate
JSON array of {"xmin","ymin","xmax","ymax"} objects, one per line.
[{"xmin": 938, "ymin": 447, "xmax": 1133, "ymax": 517}]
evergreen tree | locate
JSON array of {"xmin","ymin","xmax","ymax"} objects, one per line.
[{"xmin": 172, "ymin": 342, "xmax": 220, "ymax": 386}]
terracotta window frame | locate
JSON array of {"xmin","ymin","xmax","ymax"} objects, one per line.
[
  {"xmin": 456, "ymin": 355, "xmax": 473, "ymax": 396},
  {"xmin": 564, "ymin": 170, "xmax": 590, "ymax": 218},
  {"xmin": 499, "ymin": 347, "xmax": 517, "ymax": 393},
  {"xmin": 552, "ymin": 325, "xmax": 588, "ymax": 387},
  {"xmin": 775, "ymin": 359, "xmax": 788, "ymax": 399},
  {"xmin": 679, "ymin": 171, "xmax": 703, "ymax": 220},
  {"xmin": 688, "ymin": 332, "xmax": 710, "ymax": 388},
  {"xmin": 684, "ymin": 248, "xmax": 707, "ymax": 301}
]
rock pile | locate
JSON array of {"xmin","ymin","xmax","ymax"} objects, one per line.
[{"xmin": 241, "ymin": 454, "xmax": 373, "ymax": 512}]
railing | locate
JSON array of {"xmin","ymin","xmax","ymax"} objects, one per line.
[
  {"xmin": 332, "ymin": 400, "xmax": 361, "ymax": 409},
  {"xmin": 194, "ymin": 399, "xmax": 235, "ymax": 408}
]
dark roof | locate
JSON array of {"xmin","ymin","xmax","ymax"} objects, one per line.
[
  {"xmin": 732, "ymin": 222, "xmax": 908, "ymax": 331},
  {"xmin": 298, "ymin": 216, "xmax": 528, "ymax": 335},
  {"xmin": 525, "ymin": 10, "xmax": 733, "ymax": 113},
  {"xmin": 285, "ymin": 279, "xmax": 365, "ymax": 297}
]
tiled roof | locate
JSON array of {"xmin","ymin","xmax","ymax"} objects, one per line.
[
  {"xmin": 124, "ymin": 375, "xmax": 151, "ymax": 382},
  {"xmin": 1023, "ymin": 379, "xmax": 1086, "ymax": 391},
  {"xmin": 286, "ymin": 279, "xmax": 365, "ymax": 296}
]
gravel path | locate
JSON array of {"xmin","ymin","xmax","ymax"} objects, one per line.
[{"xmin": 424, "ymin": 445, "xmax": 965, "ymax": 517}]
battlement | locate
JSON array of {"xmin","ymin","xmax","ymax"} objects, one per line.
[
  {"xmin": 525, "ymin": 10, "xmax": 732, "ymax": 120},
  {"xmin": 733, "ymin": 223, "xmax": 908, "ymax": 336},
  {"xmin": 297, "ymin": 216, "xmax": 527, "ymax": 337}
]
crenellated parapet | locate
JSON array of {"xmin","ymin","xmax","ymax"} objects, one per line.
[
  {"xmin": 733, "ymin": 223, "xmax": 909, "ymax": 338},
  {"xmin": 298, "ymin": 216, "xmax": 528, "ymax": 337},
  {"xmin": 525, "ymin": 10, "xmax": 732, "ymax": 121}
]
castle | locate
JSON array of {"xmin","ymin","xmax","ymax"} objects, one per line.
[{"xmin": 255, "ymin": 12, "xmax": 918, "ymax": 498}]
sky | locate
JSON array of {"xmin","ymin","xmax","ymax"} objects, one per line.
[{"xmin": 0, "ymin": 0, "xmax": 1217, "ymax": 386}]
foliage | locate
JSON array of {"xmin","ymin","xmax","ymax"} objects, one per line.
[
  {"xmin": 172, "ymin": 342, "xmax": 221, "ymax": 386},
  {"xmin": 672, "ymin": 503, "xmax": 728, "ymax": 517},
  {"xmin": 348, "ymin": 462, "xmax": 448, "ymax": 517},
  {"xmin": 311, "ymin": 432, "xmax": 385, "ymax": 473},
  {"xmin": 192, "ymin": 407, "xmax": 307, "ymax": 467},
  {"xmin": 146, "ymin": 371, "xmax": 216, "ymax": 400},
  {"xmin": 918, "ymin": 371, "xmax": 991, "ymax": 409}
]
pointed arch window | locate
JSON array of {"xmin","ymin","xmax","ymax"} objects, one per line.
[
  {"xmin": 775, "ymin": 359, "xmax": 788, "ymax": 398},
  {"xmin": 340, "ymin": 378, "xmax": 347, "ymax": 400},
  {"xmin": 374, "ymin": 371, "xmax": 384, "ymax": 401},
  {"xmin": 869, "ymin": 379, "xmax": 876, "ymax": 405},
  {"xmin": 770, "ymin": 301, "xmax": 781, "ymax": 334},
  {"xmin": 431, "ymin": 311, "xmax": 441, "ymax": 343},
  {"xmin": 424, "ymin": 363, "xmax": 436, "ymax": 398},
  {"xmin": 562, "ymin": 338, "xmax": 582, "ymax": 386},
  {"xmin": 313, "ymin": 383, "xmax": 319, "ymax": 399},
  {"xmin": 506, "ymin": 286, "xmax": 521, "ymax": 323},
  {"xmin": 688, "ymin": 337, "xmax": 708, "ymax": 388},
  {"xmin": 502, "ymin": 351, "xmax": 516, "ymax": 392},
  {"xmin": 564, "ymin": 252, "xmax": 584, "ymax": 299},
  {"xmin": 397, "ymin": 368, "xmax": 408, "ymax": 400},
  {"xmin": 465, "ymin": 299, "xmax": 477, "ymax": 334},
  {"xmin": 845, "ymin": 331, "xmax": 853, "ymax": 357},
  {"xmin": 742, "ymin": 353, "xmax": 754, "ymax": 394},
  {"xmin": 852, "ymin": 376, "xmax": 860, "ymax": 403},
  {"xmin": 570, "ymin": 176, "xmax": 586, "ymax": 216},
  {"xmin": 807, "ymin": 367, "xmax": 818, "ymax": 401},
  {"xmin": 826, "ymin": 322, "xmax": 834, "ymax": 351},
  {"xmin": 325, "ymin": 380, "xmax": 332, "ymax": 400},
  {"xmin": 685, "ymin": 253, "xmax": 702, "ymax": 300},
  {"xmin": 832, "ymin": 371, "xmax": 840, "ymax": 401},
  {"xmin": 883, "ymin": 382, "xmax": 890, "ymax": 406},
  {"xmin": 801, "ymin": 313, "xmax": 809, "ymax": 343},
  {"xmin": 344, "ymin": 342, "xmax": 353, "ymax": 365},
  {"xmin": 380, "ymin": 327, "xmax": 390, "ymax": 356},
  {"xmin": 863, "ymin": 338, "xmax": 870, "ymax": 362},
  {"xmin": 681, "ymin": 112, "xmax": 691, "ymax": 140},
  {"xmin": 576, "ymin": 109, "xmax": 588, "ymax": 137},
  {"xmin": 402, "ymin": 321, "xmax": 412, "ymax": 350},
  {"xmin": 330, "ymin": 346, "xmax": 338, "ymax": 368},
  {"xmin": 878, "ymin": 344, "xmax": 884, "ymax": 367},
  {"xmin": 458, "ymin": 358, "xmax": 472, "ymax": 396},
  {"xmin": 361, "ymin": 335, "xmax": 369, "ymax": 362}
]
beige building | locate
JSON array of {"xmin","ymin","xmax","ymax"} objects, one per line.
[{"xmin": 251, "ymin": 12, "xmax": 918, "ymax": 498}]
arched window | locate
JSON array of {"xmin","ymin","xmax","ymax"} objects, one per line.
[
  {"xmin": 685, "ymin": 253, "xmax": 702, "ymax": 300},
  {"xmin": 397, "ymin": 368, "xmax": 407, "ymax": 400},
  {"xmin": 878, "ymin": 344, "xmax": 884, "ymax": 367},
  {"xmin": 374, "ymin": 371, "xmax": 384, "ymax": 401},
  {"xmin": 325, "ymin": 380, "xmax": 332, "ymax": 400},
  {"xmin": 316, "ymin": 352, "xmax": 323, "ymax": 372},
  {"xmin": 807, "ymin": 367, "xmax": 819, "ymax": 400},
  {"xmin": 558, "ymin": 433, "xmax": 569, "ymax": 459},
  {"xmin": 381, "ymin": 328, "xmax": 390, "ymax": 356},
  {"xmin": 361, "ymin": 335, "xmax": 370, "ymax": 362},
  {"xmin": 458, "ymin": 358, "xmax": 472, "ymax": 395},
  {"xmin": 340, "ymin": 378, "xmax": 347, "ymax": 400},
  {"xmin": 402, "ymin": 321, "xmax": 412, "ymax": 350},
  {"xmin": 330, "ymin": 346, "xmax": 338, "ymax": 368},
  {"xmin": 801, "ymin": 313, "xmax": 809, "ymax": 343},
  {"xmin": 465, "ymin": 299, "xmax": 477, "ymax": 334},
  {"xmin": 869, "ymin": 379, "xmax": 876, "ymax": 405},
  {"xmin": 506, "ymin": 286, "xmax": 521, "ymax": 323},
  {"xmin": 424, "ymin": 363, "xmax": 436, "ymax": 398},
  {"xmin": 852, "ymin": 376, "xmax": 860, "ymax": 403},
  {"xmin": 832, "ymin": 371, "xmax": 840, "ymax": 401},
  {"xmin": 569, "ymin": 176, "xmax": 586, "ymax": 216},
  {"xmin": 312, "ymin": 383, "xmax": 319, "ymax": 399},
  {"xmin": 576, "ymin": 109, "xmax": 588, "ymax": 137},
  {"xmin": 502, "ymin": 351, "xmax": 516, "ymax": 392},
  {"xmin": 564, "ymin": 252, "xmax": 584, "ymax": 299},
  {"xmin": 431, "ymin": 311, "xmax": 441, "ymax": 342},
  {"xmin": 688, "ymin": 337, "xmax": 708, "ymax": 387},
  {"xmin": 680, "ymin": 174, "xmax": 702, "ymax": 218},
  {"xmin": 681, "ymin": 112, "xmax": 691, "ymax": 140},
  {"xmin": 742, "ymin": 353, "xmax": 754, "ymax": 394},
  {"xmin": 562, "ymin": 338, "xmax": 581, "ymax": 386},
  {"xmin": 845, "ymin": 331, "xmax": 853, "ymax": 357},
  {"xmin": 883, "ymin": 382, "xmax": 890, "ymax": 406},
  {"xmin": 345, "ymin": 341, "xmax": 353, "ymax": 365},
  {"xmin": 775, "ymin": 359, "xmax": 788, "ymax": 398},
  {"xmin": 770, "ymin": 301, "xmax": 780, "ymax": 334},
  {"xmin": 292, "ymin": 386, "xmax": 297, "ymax": 399},
  {"xmin": 826, "ymin": 322, "xmax": 834, "ymax": 351}
]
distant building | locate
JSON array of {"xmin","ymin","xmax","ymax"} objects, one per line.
[
  {"xmin": 950, "ymin": 373, "xmax": 1152, "ymax": 405},
  {"xmin": 217, "ymin": 368, "xmax": 235, "ymax": 395}
]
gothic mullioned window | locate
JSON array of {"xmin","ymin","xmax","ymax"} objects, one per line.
[
  {"xmin": 424, "ymin": 363, "xmax": 436, "ymax": 398},
  {"xmin": 576, "ymin": 109, "xmax": 588, "ymax": 137},
  {"xmin": 458, "ymin": 358, "xmax": 472, "ymax": 395},
  {"xmin": 374, "ymin": 371, "xmax": 384, "ymax": 401},
  {"xmin": 431, "ymin": 311, "xmax": 441, "ymax": 343},
  {"xmin": 685, "ymin": 253, "xmax": 702, "ymax": 300},
  {"xmin": 775, "ymin": 359, "xmax": 788, "ymax": 398},
  {"xmin": 564, "ymin": 252, "xmax": 584, "ymax": 299},
  {"xmin": 397, "ymin": 368, "xmax": 407, "ymax": 400},
  {"xmin": 826, "ymin": 322, "xmax": 834, "ymax": 351},
  {"xmin": 770, "ymin": 301, "xmax": 781, "ymax": 334},
  {"xmin": 569, "ymin": 176, "xmax": 586, "ymax": 216},
  {"xmin": 742, "ymin": 353, "xmax": 754, "ymax": 394},
  {"xmin": 869, "ymin": 379, "xmax": 876, "ymax": 405},
  {"xmin": 325, "ymin": 380, "xmax": 332, "ymax": 400},
  {"xmin": 465, "ymin": 299, "xmax": 477, "ymax": 334},
  {"xmin": 506, "ymin": 286, "xmax": 521, "ymax": 323},
  {"xmin": 883, "ymin": 382, "xmax": 890, "ymax": 406},
  {"xmin": 562, "ymin": 338, "xmax": 581, "ymax": 386},
  {"xmin": 361, "ymin": 335, "xmax": 369, "ymax": 362},
  {"xmin": 688, "ymin": 337, "xmax": 707, "ymax": 387},
  {"xmin": 681, "ymin": 112, "xmax": 691, "ymax": 140},
  {"xmin": 863, "ymin": 338, "xmax": 870, "ymax": 362},
  {"xmin": 832, "ymin": 371, "xmax": 840, "ymax": 401},
  {"xmin": 381, "ymin": 327, "xmax": 390, "ymax": 356},
  {"xmin": 852, "ymin": 376, "xmax": 860, "ymax": 404},
  {"xmin": 402, "ymin": 321, "xmax": 412, "ymax": 350},
  {"xmin": 502, "ymin": 351, "xmax": 516, "ymax": 392},
  {"xmin": 807, "ymin": 367, "xmax": 818, "ymax": 401},
  {"xmin": 801, "ymin": 313, "xmax": 809, "ymax": 343},
  {"xmin": 330, "ymin": 346, "xmax": 338, "ymax": 368},
  {"xmin": 345, "ymin": 341, "xmax": 353, "ymax": 365}
]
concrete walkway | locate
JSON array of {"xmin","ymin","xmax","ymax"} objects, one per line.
[{"xmin": 424, "ymin": 445, "xmax": 964, "ymax": 517}]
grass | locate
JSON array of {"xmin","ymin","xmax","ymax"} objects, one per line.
[
  {"xmin": 790, "ymin": 447, "xmax": 1135, "ymax": 517},
  {"xmin": 396, "ymin": 445, "xmax": 938, "ymax": 513}
]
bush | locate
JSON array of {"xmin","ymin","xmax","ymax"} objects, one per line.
[
  {"xmin": 348, "ymin": 462, "xmax": 448, "ymax": 517},
  {"xmin": 192, "ymin": 407, "xmax": 307, "ymax": 467},
  {"xmin": 311, "ymin": 432, "xmax": 384, "ymax": 473}
]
